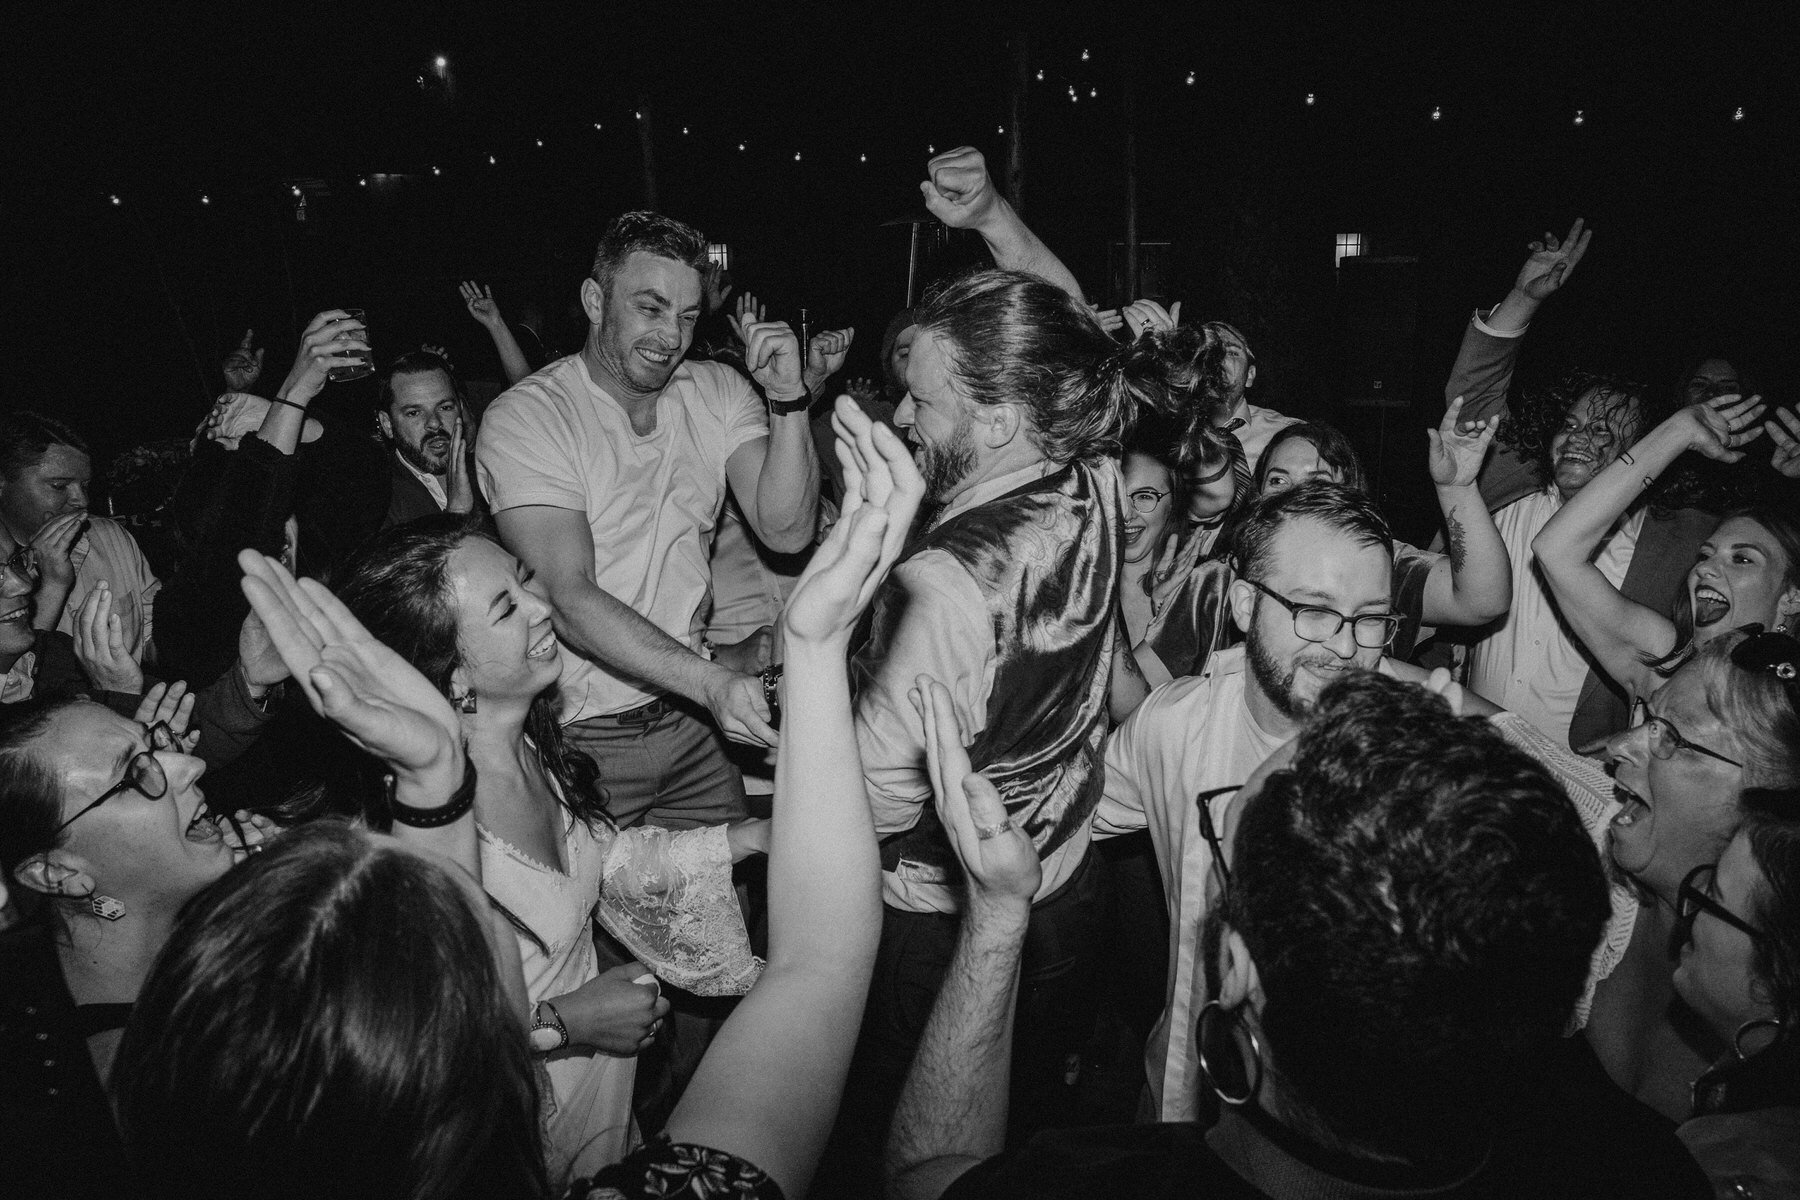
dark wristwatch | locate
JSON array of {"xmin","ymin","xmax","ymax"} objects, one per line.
[{"xmin": 766, "ymin": 390, "xmax": 811, "ymax": 416}]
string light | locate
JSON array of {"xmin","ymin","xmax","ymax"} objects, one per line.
[
  {"xmin": 1573, "ymin": 108, "xmax": 1585, "ymax": 127},
  {"xmin": 1186, "ymin": 71, "xmax": 1196, "ymax": 85},
  {"xmin": 1036, "ymin": 69, "xmax": 1044, "ymax": 81},
  {"xmin": 434, "ymin": 55, "xmax": 447, "ymax": 70},
  {"xmin": 1080, "ymin": 48, "xmax": 1090, "ymax": 61},
  {"xmin": 682, "ymin": 126, "xmax": 690, "ymax": 135},
  {"xmin": 487, "ymin": 154, "xmax": 496, "ymax": 164},
  {"xmin": 201, "ymin": 193, "xmax": 210, "ymax": 205},
  {"xmin": 1089, "ymin": 86, "xmax": 1097, "ymax": 98},
  {"xmin": 997, "ymin": 125, "xmax": 1005, "ymax": 134},
  {"xmin": 738, "ymin": 142, "xmax": 746, "ymax": 152},
  {"xmin": 860, "ymin": 152, "xmax": 867, "ymax": 162},
  {"xmin": 109, "ymin": 194, "xmax": 121, "ymax": 206},
  {"xmin": 359, "ymin": 176, "xmax": 367, "ymax": 186},
  {"xmin": 432, "ymin": 165, "xmax": 441, "ymax": 176},
  {"xmin": 593, "ymin": 122, "xmax": 603, "ymax": 130},
  {"xmin": 927, "ymin": 144, "xmax": 935, "ymax": 153},
  {"xmin": 1431, "ymin": 105, "xmax": 1442, "ymax": 121},
  {"xmin": 1733, "ymin": 105, "xmax": 1744, "ymax": 122},
  {"xmin": 1305, "ymin": 92, "xmax": 1316, "ymax": 106},
  {"xmin": 793, "ymin": 151, "xmax": 802, "ymax": 161},
  {"xmin": 535, "ymin": 138, "xmax": 543, "ymax": 147},
  {"xmin": 634, "ymin": 110, "xmax": 642, "ymax": 120},
  {"xmin": 291, "ymin": 185, "xmax": 302, "ymax": 197}
]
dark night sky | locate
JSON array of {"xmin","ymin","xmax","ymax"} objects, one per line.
[{"xmin": 5, "ymin": 1, "xmax": 1796, "ymax": 533}]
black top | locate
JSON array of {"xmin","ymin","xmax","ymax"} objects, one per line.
[
  {"xmin": 947, "ymin": 1038, "xmax": 1710, "ymax": 1200},
  {"xmin": 0, "ymin": 921, "xmax": 136, "ymax": 1198},
  {"xmin": 566, "ymin": 1135, "xmax": 781, "ymax": 1199}
]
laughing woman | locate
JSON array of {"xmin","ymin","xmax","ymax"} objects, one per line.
[{"xmin": 1532, "ymin": 394, "xmax": 1800, "ymax": 722}]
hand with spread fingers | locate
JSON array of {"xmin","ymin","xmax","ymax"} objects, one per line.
[
  {"xmin": 1764, "ymin": 407, "xmax": 1800, "ymax": 478},
  {"xmin": 1428, "ymin": 396, "xmax": 1501, "ymax": 488},
  {"xmin": 727, "ymin": 292, "xmax": 768, "ymax": 345},
  {"xmin": 132, "ymin": 680, "xmax": 198, "ymax": 749},
  {"xmin": 236, "ymin": 549, "xmax": 462, "ymax": 793},
  {"xmin": 916, "ymin": 674, "xmax": 1040, "ymax": 908},
  {"xmin": 1681, "ymin": 393, "xmax": 1767, "ymax": 463}
]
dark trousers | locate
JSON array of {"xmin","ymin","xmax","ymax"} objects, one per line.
[{"xmin": 822, "ymin": 846, "xmax": 1109, "ymax": 1189}]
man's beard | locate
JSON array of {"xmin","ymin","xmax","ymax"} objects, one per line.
[
  {"xmin": 1247, "ymin": 633, "xmax": 1308, "ymax": 721},
  {"xmin": 917, "ymin": 417, "xmax": 977, "ymax": 503},
  {"xmin": 396, "ymin": 432, "xmax": 451, "ymax": 476}
]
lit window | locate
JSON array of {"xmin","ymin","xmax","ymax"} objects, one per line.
[
  {"xmin": 706, "ymin": 244, "xmax": 731, "ymax": 271},
  {"xmin": 1335, "ymin": 233, "xmax": 1365, "ymax": 269}
]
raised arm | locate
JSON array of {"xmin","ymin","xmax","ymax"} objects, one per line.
[
  {"xmin": 460, "ymin": 281, "xmax": 532, "ymax": 386},
  {"xmin": 1530, "ymin": 395, "xmax": 1766, "ymax": 695},
  {"xmin": 921, "ymin": 147, "xmax": 1084, "ymax": 301},
  {"xmin": 887, "ymin": 677, "xmax": 1043, "ymax": 1200},
  {"xmin": 1419, "ymin": 397, "xmax": 1511, "ymax": 625},
  {"xmin": 724, "ymin": 315, "xmax": 821, "ymax": 553},
  {"xmin": 661, "ymin": 397, "xmax": 923, "ymax": 1199},
  {"xmin": 494, "ymin": 504, "xmax": 779, "ymax": 747}
]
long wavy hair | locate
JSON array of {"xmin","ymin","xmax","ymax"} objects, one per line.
[
  {"xmin": 333, "ymin": 514, "xmax": 609, "ymax": 830},
  {"xmin": 112, "ymin": 819, "xmax": 550, "ymax": 1200},
  {"xmin": 1496, "ymin": 370, "xmax": 1651, "ymax": 490},
  {"xmin": 1649, "ymin": 505, "xmax": 1800, "ymax": 672}
]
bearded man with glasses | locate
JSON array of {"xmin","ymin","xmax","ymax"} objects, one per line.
[{"xmin": 1089, "ymin": 481, "xmax": 1398, "ymax": 1120}]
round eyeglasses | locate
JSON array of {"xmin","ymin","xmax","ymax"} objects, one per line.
[
  {"xmin": 54, "ymin": 722, "xmax": 176, "ymax": 834},
  {"xmin": 1244, "ymin": 579, "xmax": 1398, "ymax": 649},
  {"xmin": 1126, "ymin": 487, "xmax": 1170, "ymax": 515},
  {"xmin": 1629, "ymin": 699, "xmax": 1742, "ymax": 769}
]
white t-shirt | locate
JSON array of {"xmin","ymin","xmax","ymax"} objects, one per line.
[
  {"xmin": 1467, "ymin": 488, "xmax": 1642, "ymax": 745},
  {"xmin": 477, "ymin": 355, "xmax": 768, "ymax": 721},
  {"xmin": 1093, "ymin": 645, "xmax": 1290, "ymax": 1121}
]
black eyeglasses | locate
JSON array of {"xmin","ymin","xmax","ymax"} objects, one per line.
[
  {"xmin": 5, "ymin": 543, "xmax": 37, "ymax": 583},
  {"xmin": 1196, "ymin": 784, "xmax": 1241, "ymax": 889},
  {"xmin": 54, "ymin": 722, "xmax": 175, "ymax": 834},
  {"xmin": 1629, "ymin": 699, "xmax": 1743, "ymax": 769},
  {"xmin": 1244, "ymin": 579, "xmax": 1399, "ymax": 650},
  {"xmin": 1127, "ymin": 488, "xmax": 1170, "ymax": 515},
  {"xmin": 1677, "ymin": 863, "xmax": 1766, "ymax": 942}
]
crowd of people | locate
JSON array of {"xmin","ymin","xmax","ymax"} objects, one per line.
[{"xmin": 2, "ymin": 145, "xmax": 1797, "ymax": 1200}]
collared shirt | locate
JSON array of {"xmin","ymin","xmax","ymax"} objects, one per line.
[
  {"xmin": 477, "ymin": 355, "xmax": 769, "ymax": 721},
  {"xmin": 855, "ymin": 458, "xmax": 1097, "ymax": 915},
  {"xmin": 396, "ymin": 450, "xmax": 448, "ymax": 510},
  {"xmin": 1467, "ymin": 488, "xmax": 1642, "ymax": 745},
  {"xmin": 1222, "ymin": 400, "xmax": 1299, "ymax": 472},
  {"xmin": 13, "ymin": 519, "xmax": 160, "ymax": 668},
  {"xmin": 1091, "ymin": 646, "xmax": 1291, "ymax": 1121}
]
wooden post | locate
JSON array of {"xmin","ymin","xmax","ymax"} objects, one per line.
[
  {"xmin": 1006, "ymin": 32, "xmax": 1030, "ymax": 220},
  {"xmin": 1123, "ymin": 62, "xmax": 1139, "ymax": 303},
  {"xmin": 636, "ymin": 92, "xmax": 659, "ymax": 211}
]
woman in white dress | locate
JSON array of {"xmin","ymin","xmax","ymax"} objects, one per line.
[{"xmin": 335, "ymin": 515, "xmax": 768, "ymax": 1186}]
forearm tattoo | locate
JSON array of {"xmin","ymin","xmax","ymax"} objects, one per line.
[{"xmin": 1446, "ymin": 511, "xmax": 1468, "ymax": 574}]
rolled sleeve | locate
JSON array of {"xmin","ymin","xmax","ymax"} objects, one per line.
[{"xmin": 852, "ymin": 552, "xmax": 994, "ymax": 835}]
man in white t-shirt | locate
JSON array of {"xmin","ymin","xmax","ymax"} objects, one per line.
[
  {"xmin": 477, "ymin": 211, "xmax": 819, "ymax": 829},
  {"xmin": 1094, "ymin": 481, "xmax": 1398, "ymax": 1120}
]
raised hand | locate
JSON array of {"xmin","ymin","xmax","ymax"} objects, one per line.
[
  {"xmin": 843, "ymin": 375, "xmax": 880, "ymax": 405},
  {"xmin": 920, "ymin": 146, "xmax": 1001, "ymax": 230},
  {"xmin": 276, "ymin": 309, "xmax": 370, "ymax": 405},
  {"xmin": 803, "ymin": 327, "xmax": 855, "ymax": 395},
  {"xmin": 460, "ymin": 281, "xmax": 505, "ymax": 330},
  {"xmin": 1427, "ymin": 396, "xmax": 1501, "ymax": 488},
  {"xmin": 916, "ymin": 675, "xmax": 1040, "ymax": 907},
  {"xmin": 237, "ymin": 549, "xmax": 461, "ymax": 786},
  {"xmin": 742, "ymin": 317, "xmax": 804, "ymax": 400},
  {"xmin": 782, "ymin": 396, "xmax": 925, "ymax": 645},
  {"xmin": 222, "ymin": 329, "xmax": 264, "ymax": 392},
  {"xmin": 74, "ymin": 582, "xmax": 143, "ymax": 694},
  {"xmin": 132, "ymin": 680, "xmax": 196, "ymax": 746},
  {"xmin": 1092, "ymin": 307, "xmax": 1125, "ymax": 336},
  {"xmin": 1765, "ymin": 407, "xmax": 1800, "ymax": 478},
  {"xmin": 1513, "ymin": 218, "xmax": 1592, "ymax": 302},
  {"xmin": 728, "ymin": 292, "xmax": 768, "ymax": 346},
  {"xmin": 444, "ymin": 410, "xmax": 477, "ymax": 514},
  {"xmin": 1122, "ymin": 299, "xmax": 1182, "ymax": 338},
  {"xmin": 1683, "ymin": 393, "xmax": 1767, "ymax": 463}
]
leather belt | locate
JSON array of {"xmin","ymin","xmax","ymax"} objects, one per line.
[{"xmin": 597, "ymin": 697, "xmax": 676, "ymax": 726}]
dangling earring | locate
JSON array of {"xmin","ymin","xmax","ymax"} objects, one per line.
[
  {"xmin": 90, "ymin": 895, "xmax": 126, "ymax": 921},
  {"xmin": 453, "ymin": 689, "xmax": 477, "ymax": 714},
  {"xmin": 1735, "ymin": 1017, "xmax": 1785, "ymax": 1061},
  {"xmin": 1196, "ymin": 999, "xmax": 1264, "ymax": 1107}
]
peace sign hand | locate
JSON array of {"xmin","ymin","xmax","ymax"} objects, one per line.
[{"xmin": 1513, "ymin": 218, "xmax": 1592, "ymax": 302}]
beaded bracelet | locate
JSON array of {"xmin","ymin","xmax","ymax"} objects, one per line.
[{"xmin": 385, "ymin": 756, "xmax": 477, "ymax": 829}]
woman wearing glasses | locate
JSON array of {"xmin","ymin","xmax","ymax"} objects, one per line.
[
  {"xmin": 1673, "ymin": 784, "xmax": 1800, "ymax": 1196},
  {"xmin": 1586, "ymin": 627, "xmax": 1800, "ymax": 1120},
  {"xmin": 0, "ymin": 684, "xmax": 243, "ymax": 1195}
]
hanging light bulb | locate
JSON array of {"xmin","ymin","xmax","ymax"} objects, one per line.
[
  {"xmin": 1186, "ymin": 71, "xmax": 1196, "ymax": 85},
  {"xmin": 794, "ymin": 151, "xmax": 802, "ymax": 161},
  {"xmin": 927, "ymin": 144, "xmax": 935, "ymax": 153},
  {"xmin": 487, "ymin": 154, "xmax": 496, "ymax": 164},
  {"xmin": 434, "ymin": 55, "xmax": 447, "ymax": 70},
  {"xmin": 291, "ymin": 185, "xmax": 301, "ymax": 197},
  {"xmin": 1089, "ymin": 86, "xmax": 1097, "ymax": 98},
  {"xmin": 1431, "ymin": 105, "xmax": 1442, "ymax": 121},
  {"xmin": 201, "ymin": 193, "xmax": 210, "ymax": 205},
  {"xmin": 432, "ymin": 165, "xmax": 441, "ymax": 176},
  {"xmin": 738, "ymin": 142, "xmax": 746, "ymax": 151},
  {"xmin": 1080, "ymin": 48, "xmax": 1090, "ymax": 61},
  {"xmin": 535, "ymin": 138, "xmax": 543, "ymax": 147},
  {"xmin": 682, "ymin": 126, "xmax": 690, "ymax": 135},
  {"xmin": 1733, "ymin": 105, "xmax": 1745, "ymax": 122},
  {"xmin": 1573, "ymin": 108, "xmax": 1585, "ymax": 127},
  {"xmin": 997, "ymin": 125, "xmax": 1005, "ymax": 134},
  {"xmin": 860, "ymin": 152, "xmax": 868, "ymax": 162},
  {"xmin": 109, "ymin": 194, "xmax": 121, "ymax": 206},
  {"xmin": 1305, "ymin": 92, "xmax": 1316, "ymax": 106},
  {"xmin": 1036, "ymin": 69, "xmax": 1044, "ymax": 81},
  {"xmin": 593, "ymin": 122, "xmax": 603, "ymax": 130},
  {"xmin": 633, "ymin": 110, "xmax": 642, "ymax": 120},
  {"xmin": 359, "ymin": 176, "xmax": 367, "ymax": 186}
]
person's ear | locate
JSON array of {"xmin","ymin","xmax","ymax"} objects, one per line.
[
  {"xmin": 1244, "ymin": 362, "xmax": 1257, "ymax": 391},
  {"xmin": 12, "ymin": 852, "xmax": 95, "ymax": 902},
  {"xmin": 579, "ymin": 278, "xmax": 607, "ymax": 326},
  {"xmin": 982, "ymin": 402, "xmax": 1021, "ymax": 450},
  {"xmin": 448, "ymin": 662, "xmax": 474, "ymax": 711},
  {"xmin": 1229, "ymin": 577, "xmax": 1257, "ymax": 635},
  {"xmin": 1216, "ymin": 923, "xmax": 1262, "ymax": 1011},
  {"xmin": 375, "ymin": 410, "xmax": 394, "ymax": 441},
  {"xmin": 1777, "ymin": 585, "xmax": 1800, "ymax": 634}
]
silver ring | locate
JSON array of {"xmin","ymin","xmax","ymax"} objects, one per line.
[{"xmin": 974, "ymin": 818, "xmax": 1012, "ymax": 841}]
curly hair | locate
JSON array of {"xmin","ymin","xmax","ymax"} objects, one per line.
[
  {"xmin": 1496, "ymin": 370, "xmax": 1651, "ymax": 490},
  {"xmin": 1221, "ymin": 672, "xmax": 1609, "ymax": 1164}
]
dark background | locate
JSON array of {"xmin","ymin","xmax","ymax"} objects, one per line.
[{"xmin": 5, "ymin": 1, "xmax": 1795, "ymax": 544}]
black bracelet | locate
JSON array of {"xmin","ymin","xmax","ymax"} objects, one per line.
[
  {"xmin": 767, "ymin": 393, "xmax": 811, "ymax": 416},
  {"xmin": 386, "ymin": 756, "xmax": 477, "ymax": 828},
  {"xmin": 267, "ymin": 395, "xmax": 309, "ymax": 412}
]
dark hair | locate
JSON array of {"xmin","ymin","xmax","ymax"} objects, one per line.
[
  {"xmin": 0, "ymin": 697, "xmax": 85, "ymax": 916},
  {"xmin": 1496, "ymin": 370, "xmax": 1650, "ymax": 489},
  {"xmin": 1691, "ymin": 788, "xmax": 1800, "ymax": 1116},
  {"xmin": 1227, "ymin": 480, "xmax": 1394, "ymax": 583},
  {"xmin": 590, "ymin": 210, "xmax": 710, "ymax": 300},
  {"xmin": 1255, "ymin": 421, "xmax": 1369, "ymax": 496},
  {"xmin": 1652, "ymin": 507, "xmax": 1800, "ymax": 672},
  {"xmin": 111, "ymin": 819, "xmax": 550, "ymax": 1200},
  {"xmin": 0, "ymin": 411, "xmax": 91, "ymax": 478},
  {"xmin": 333, "ymin": 514, "xmax": 610, "ymax": 831},
  {"xmin": 1223, "ymin": 672, "xmax": 1609, "ymax": 1163},
  {"xmin": 378, "ymin": 349, "xmax": 466, "ymax": 417},
  {"xmin": 914, "ymin": 270, "xmax": 1212, "ymax": 467}
]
